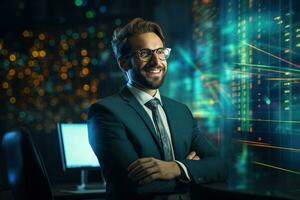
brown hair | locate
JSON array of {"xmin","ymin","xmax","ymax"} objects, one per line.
[{"xmin": 111, "ymin": 18, "xmax": 165, "ymax": 59}]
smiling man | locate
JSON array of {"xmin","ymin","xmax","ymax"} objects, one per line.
[
  {"xmin": 87, "ymin": 18, "xmax": 228, "ymax": 200},
  {"xmin": 122, "ymin": 31, "xmax": 167, "ymax": 93}
]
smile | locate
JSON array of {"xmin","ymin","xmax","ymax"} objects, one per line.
[{"xmin": 145, "ymin": 68, "xmax": 163, "ymax": 75}]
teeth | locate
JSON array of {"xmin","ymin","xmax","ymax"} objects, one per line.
[{"xmin": 148, "ymin": 69, "xmax": 161, "ymax": 73}]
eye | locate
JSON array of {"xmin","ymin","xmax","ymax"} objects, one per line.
[
  {"xmin": 139, "ymin": 49, "xmax": 151, "ymax": 58},
  {"xmin": 156, "ymin": 48, "xmax": 165, "ymax": 55}
]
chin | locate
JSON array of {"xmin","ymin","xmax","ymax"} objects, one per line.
[
  {"xmin": 132, "ymin": 70, "xmax": 166, "ymax": 89},
  {"xmin": 145, "ymin": 79, "xmax": 164, "ymax": 89}
]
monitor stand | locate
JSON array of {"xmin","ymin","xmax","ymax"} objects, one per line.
[
  {"xmin": 57, "ymin": 170, "xmax": 106, "ymax": 194},
  {"xmin": 77, "ymin": 169, "xmax": 106, "ymax": 191},
  {"xmin": 77, "ymin": 170, "xmax": 88, "ymax": 190}
]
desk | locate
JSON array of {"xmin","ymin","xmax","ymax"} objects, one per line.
[
  {"xmin": 190, "ymin": 163, "xmax": 300, "ymax": 200},
  {"xmin": 52, "ymin": 180, "xmax": 299, "ymax": 200},
  {"xmin": 191, "ymin": 182, "xmax": 297, "ymax": 200},
  {"xmin": 52, "ymin": 183, "xmax": 106, "ymax": 200},
  {"xmin": 51, "ymin": 160, "xmax": 300, "ymax": 200}
]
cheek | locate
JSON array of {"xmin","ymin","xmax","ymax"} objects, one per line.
[
  {"xmin": 162, "ymin": 61, "xmax": 167, "ymax": 70},
  {"xmin": 137, "ymin": 63, "xmax": 148, "ymax": 72},
  {"xmin": 132, "ymin": 59, "xmax": 146, "ymax": 70}
]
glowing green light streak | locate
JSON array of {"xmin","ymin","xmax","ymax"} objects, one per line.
[
  {"xmin": 232, "ymin": 70, "xmax": 274, "ymax": 78},
  {"xmin": 227, "ymin": 117, "xmax": 300, "ymax": 124},
  {"xmin": 266, "ymin": 78, "xmax": 300, "ymax": 81},
  {"xmin": 193, "ymin": 111, "xmax": 214, "ymax": 118},
  {"xmin": 207, "ymin": 85, "xmax": 219, "ymax": 104},
  {"xmin": 239, "ymin": 38, "xmax": 250, "ymax": 132},
  {"xmin": 250, "ymin": 41, "xmax": 300, "ymax": 57},
  {"xmin": 200, "ymin": 73, "xmax": 220, "ymax": 78},
  {"xmin": 242, "ymin": 41, "xmax": 300, "ymax": 68},
  {"xmin": 204, "ymin": 80, "xmax": 219, "ymax": 86},
  {"xmin": 253, "ymin": 161, "xmax": 300, "ymax": 175},
  {"xmin": 194, "ymin": 100, "xmax": 217, "ymax": 105},
  {"xmin": 214, "ymin": 84, "xmax": 231, "ymax": 99},
  {"xmin": 235, "ymin": 63, "xmax": 300, "ymax": 74},
  {"xmin": 236, "ymin": 140, "xmax": 300, "ymax": 152},
  {"xmin": 176, "ymin": 47, "xmax": 198, "ymax": 70}
]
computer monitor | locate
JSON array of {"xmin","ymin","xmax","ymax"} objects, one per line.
[{"xmin": 57, "ymin": 123, "xmax": 104, "ymax": 190}]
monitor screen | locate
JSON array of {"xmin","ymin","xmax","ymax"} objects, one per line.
[{"xmin": 57, "ymin": 123, "xmax": 100, "ymax": 170}]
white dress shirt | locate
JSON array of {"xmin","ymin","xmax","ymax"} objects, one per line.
[{"xmin": 127, "ymin": 83, "xmax": 191, "ymax": 182}]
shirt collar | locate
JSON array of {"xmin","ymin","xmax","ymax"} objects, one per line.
[{"xmin": 127, "ymin": 82, "xmax": 163, "ymax": 106}]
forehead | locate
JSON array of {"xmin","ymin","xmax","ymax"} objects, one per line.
[{"xmin": 128, "ymin": 32, "xmax": 164, "ymax": 51}]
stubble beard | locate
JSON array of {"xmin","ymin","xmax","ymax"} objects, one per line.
[{"xmin": 131, "ymin": 67, "xmax": 166, "ymax": 89}]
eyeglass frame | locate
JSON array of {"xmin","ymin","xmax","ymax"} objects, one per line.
[{"xmin": 123, "ymin": 47, "xmax": 172, "ymax": 62}]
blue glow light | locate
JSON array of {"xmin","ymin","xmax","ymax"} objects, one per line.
[
  {"xmin": 264, "ymin": 96, "xmax": 271, "ymax": 105},
  {"xmin": 99, "ymin": 5, "xmax": 107, "ymax": 13}
]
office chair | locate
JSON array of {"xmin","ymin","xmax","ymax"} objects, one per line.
[{"xmin": 1, "ymin": 127, "xmax": 53, "ymax": 200}]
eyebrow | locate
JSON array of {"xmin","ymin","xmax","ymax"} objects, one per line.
[{"xmin": 138, "ymin": 46, "xmax": 165, "ymax": 50}]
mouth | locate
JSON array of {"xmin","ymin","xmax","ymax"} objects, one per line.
[{"xmin": 144, "ymin": 68, "xmax": 163, "ymax": 76}]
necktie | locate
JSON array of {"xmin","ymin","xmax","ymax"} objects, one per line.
[{"xmin": 145, "ymin": 98, "xmax": 173, "ymax": 161}]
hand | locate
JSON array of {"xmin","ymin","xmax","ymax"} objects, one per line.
[
  {"xmin": 127, "ymin": 157, "xmax": 181, "ymax": 185},
  {"xmin": 186, "ymin": 151, "xmax": 200, "ymax": 160}
]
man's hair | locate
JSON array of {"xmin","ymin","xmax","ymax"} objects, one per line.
[{"xmin": 111, "ymin": 18, "xmax": 165, "ymax": 59}]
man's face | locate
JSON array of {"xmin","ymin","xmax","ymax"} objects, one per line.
[{"xmin": 124, "ymin": 32, "xmax": 167, "ymax": 89}]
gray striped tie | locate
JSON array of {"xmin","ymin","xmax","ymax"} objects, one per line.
[{"xmin": 145, "ymin": 98, "xmax": 173, "ymax": 161}]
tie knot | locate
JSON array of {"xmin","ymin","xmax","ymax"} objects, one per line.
[{"xmin": 145, "ymin": 98, "xmax": 160, "ymax": 110}]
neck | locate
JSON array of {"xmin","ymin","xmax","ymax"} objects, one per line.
[{"xmin": 128, "ymin": 81, "xmax": 157, "ymax": 96}]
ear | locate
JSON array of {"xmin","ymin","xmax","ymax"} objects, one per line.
[{"xmin": 118, "ymin": 58, "xmax": 131, "ymax": 72}]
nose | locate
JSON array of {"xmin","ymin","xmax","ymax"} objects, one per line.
[{"xmin": 149, "ymin": 51, "xmax": 160, "ymax": 65}]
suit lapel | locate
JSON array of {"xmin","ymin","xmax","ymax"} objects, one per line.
[
  {"xmin": 119, "ymin": 86, "xmax": 164, "ymax": 158},
  {"xmin": 161, "ymin": 96, "xmax": 181, "ymax": 159}
]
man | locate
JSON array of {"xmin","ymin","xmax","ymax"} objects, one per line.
[{"xmin": 87, "ymin": 18, "xmax": 227, "ymax": 200}]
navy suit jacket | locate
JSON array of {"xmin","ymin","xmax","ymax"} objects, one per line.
[{"xmin": 87, "ymin": 86, "xmax": 228, "ymax": 200}]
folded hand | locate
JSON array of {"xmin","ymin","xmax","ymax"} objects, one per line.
[
  {"xmin": 186, "ymin": 151, "xmax": 200, "ymax": 160},
  {"xmin": 127, "ymin": 157, "xmax": 181, "ymax": 185}
]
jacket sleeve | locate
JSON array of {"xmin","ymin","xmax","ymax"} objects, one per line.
[
  {"xmin": 87, "ymin": 103, "xmax": 184, "ymax": 195},
  {"xmin": 179, "ymin": 106, "xmax": 228, "ymax": 185}
]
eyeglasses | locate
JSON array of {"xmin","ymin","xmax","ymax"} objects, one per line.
[{"xmin": 124, "ymin": 47, "xmax": 171, "ymax": 62}]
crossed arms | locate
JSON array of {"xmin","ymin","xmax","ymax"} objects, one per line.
[{"xmin": 88, "ymin": 103, "xmax": 228, "ymax": 194}]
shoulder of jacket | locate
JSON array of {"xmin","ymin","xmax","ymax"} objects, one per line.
[
  {"xmin": 88, "ymin": 94, "xmax": 124, "ymax": 117},
  {"xmin": 161, "ymin": 95, "xmax": 186, "ymax": 107}
]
